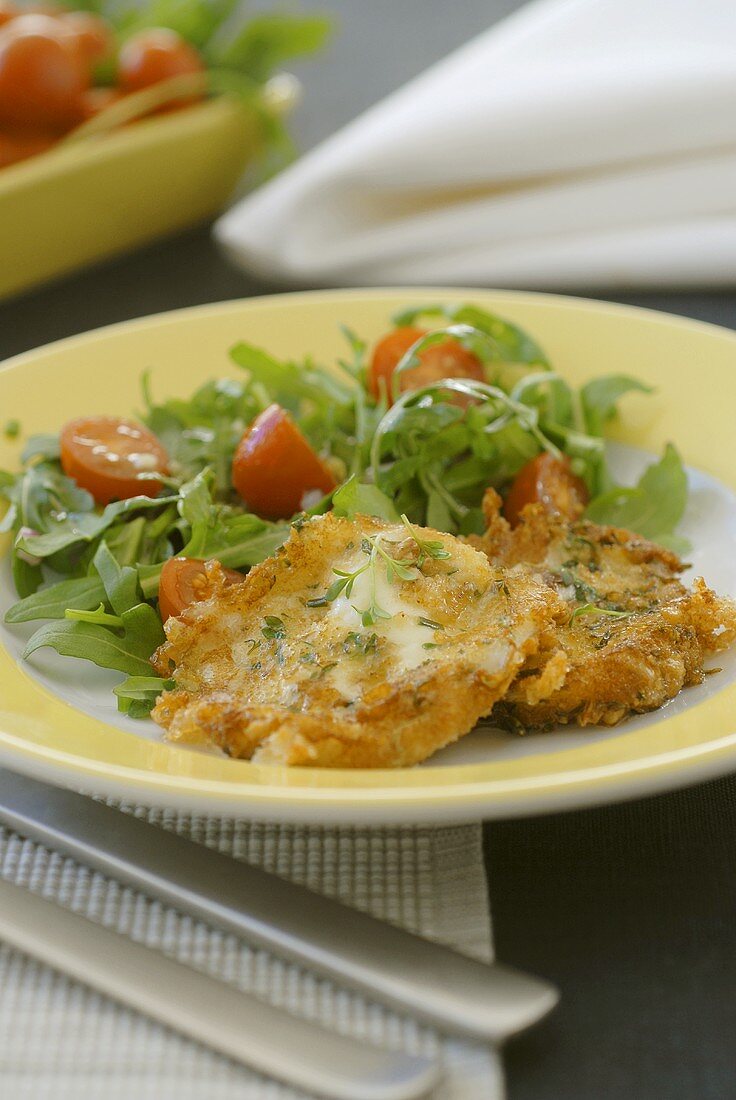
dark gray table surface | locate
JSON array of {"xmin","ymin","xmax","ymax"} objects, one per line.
[{"xmin": 1, "ymin": 2, "xmax": 735, "ymax": 1097}]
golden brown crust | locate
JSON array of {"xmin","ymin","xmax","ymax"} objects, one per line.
[
  {"xmin": 471, "ymin": 492, "xmax": 736, "ymax": 728},
  {"xmin": 151, "ymin": 513, "xmax": 566, "ymax": 766}
]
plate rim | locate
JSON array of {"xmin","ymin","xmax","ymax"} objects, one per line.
[{"xmin": 2, "ymin": 285, "xmax": 736, "ymax": 822}]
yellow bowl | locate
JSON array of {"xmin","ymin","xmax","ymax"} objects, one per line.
[{"xmin": 0, "ymin": 84, "xmax": 293, "ymax": 301}]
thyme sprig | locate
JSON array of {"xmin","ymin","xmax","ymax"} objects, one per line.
[
  {"xmin": 400, "ymin": 514, "xmax": 451, "ymax": 565},
  {"xmin": 307, "ymin": 524, "xmax": 453, "ymax": 627}
]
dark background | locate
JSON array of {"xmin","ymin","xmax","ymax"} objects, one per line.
[{"xmin": 1, "ymin": 2, "xmax": 735, "ymax": 1096}]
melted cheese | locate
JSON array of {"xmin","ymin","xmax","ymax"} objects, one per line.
[{"xmin": 324, "ymin": 548, "xmax": 442, "ymax": 699}]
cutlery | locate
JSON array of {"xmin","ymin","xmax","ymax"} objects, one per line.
[
  {"xmin": 0, "ymin": 876, "xmax": 438, "ymax": 1100},
  {"xmin": 0, "ymin": 769, "xmax": 558, "ymax": 1041}
]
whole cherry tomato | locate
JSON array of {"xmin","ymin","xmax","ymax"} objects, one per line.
[
  {"xmin": 0, "ymin": 3, "xmax": 18, "ymax": 29},
  {"xmin": 158, "ymin": 557, "xmax": 245, "ymax": 622},
  {"xmin": 59, "ymin": 10, "xmax": 113, "ymax": 66},
  {"xmin": 0, "ymin": 14, "xmax": 88, "ymax": 129},
  {"xmin": 60, "ymin": 415, "xmax": 169, "ymax": 505},
  {"xmin": 369, "ymin": 326, "xmax": 485, "ymax": 403},
  {"xmin": 0, "ymin": 127, "xmax": 55, "ymax": 167},
  {"xmin": 503, "ymin": 453, "xmax": 590, "ymax": 527},
  {"xmin": 118, "ymin": 28, "xmax": 204, "ymax": 94},
  {"xmin": 232, "ymin": 404, "xmax": 336, "ymax": 520}
]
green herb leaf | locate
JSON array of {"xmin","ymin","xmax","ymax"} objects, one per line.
[
  {"xmin": 569, "ymin": 604, "xmax": 632, "ymax": 623},
  {"xmin": 261, "ymin": 615, "xmax": 286, "ymax": 640},
  {"xmin": 342, "ymin": 631, "xmax": 378, "ymax": 656},
  {"xmin": 23, "ymin": 601, "xmax": 164, "ymax": 678},
  {"xmin": 391, "ymin": 304, "xmax": 549, "ymax": 366},
  {"xmin": 20, "ymin": 435, "xmax": 60, "ymax": 464},
  {"xmin": 4, "ymin": 575, "xmax": 106, "ymax": 624},
  {"xmin": 14, "ymin": 491, "xmax": 177, "ymax": 560},
  {"xmin": 581, "ymin": 375, "xmax": 653, "ymax": 436},
  {"xmin": 585, "ymin": 443, "xmax": 688, "ymax": 549},
  {"xmin": 65, "ymin": 603, "xmax": 124, "ymax": 628},
  {"xmin": 12, "ymin": 554, "xmax": 42, "ymax": 599},
  {"xmin": 114, "ymin": 675, "xmax": 174, "ymax": 718},
  {"xmin": 93, "ymin": 541, "xmax": 139, "ymax": 616},
  {"xmin": 332, "ymin": 476, "xmax": 399, "ymax": 522}
]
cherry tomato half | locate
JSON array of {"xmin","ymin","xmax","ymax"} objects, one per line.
[
  {"xmin": 59, "ymin": 10, "xmax": 113, "ymax": 66},
  {"xmin": 503, "ymin": 453, "xmax": 590, "ymax": 527},
  {"xmin": 60, "ymin": 416, "xmax": 169, "ymax": 505},
  {"xmin": 158, "ymin": 557, "xmax": 245, "ymax": 622},
  {"xmin": 117, "ymin": 28, "xmax": 204, "ymax": 94},
  {"xmin": 369, "ymin": 325, "xmax": 485, "ymax": 403},
  {"xmin": 0, "ymin": 14, "xmax": 88, "ymax": 129},
  {"xmin": 232, "ymin": 404, "xmax": 336, "ymax": 520}
]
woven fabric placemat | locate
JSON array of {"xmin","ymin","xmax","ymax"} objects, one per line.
[{"xmin": 0, "ymin": 804, "xmax": 502, "ymax": 1099}]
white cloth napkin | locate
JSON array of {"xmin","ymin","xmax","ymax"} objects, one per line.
[
  {"xmin": 0, "ymin": 802, "xmax": 501, "ymax": 1100},
  {"xmin": 215, "ymin": 0, "xmax": 736, "ymax": 289}
]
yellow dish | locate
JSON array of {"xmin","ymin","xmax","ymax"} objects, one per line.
[
  {"xmin": 0, "ymin": 81, "xmax": 294, "ymax": 302},
  {"xmin": 1, "ymin": 288, "xmax": 735, "ymax": 823}
]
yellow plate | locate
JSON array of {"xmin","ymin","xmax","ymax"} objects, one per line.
[
  {"xmin": 0, "ymin": 81, "xmax": 294, "ymax": 302},
  {"xmin": 1, "ymin": 288, "xmax": 736, "ymax": 823}
]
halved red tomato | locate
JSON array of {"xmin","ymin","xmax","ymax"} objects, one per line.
[
  {"xmin": 60, "ymin": 415, "xmax": 169, "ymax": 504},
  {"xmin": 503, "ymin": 453, "xmax": 589, "ymax": 527},
  {"xmin": 369, "ymin": 326, "xmax": 485, "ymax": 404},
  {"xmin": 232, "ymin": 404, "xmax": 336, "ymax": 520},
  {"xmin": 158, "ymin": 557, "xmax": 245, "ymax": 622}
]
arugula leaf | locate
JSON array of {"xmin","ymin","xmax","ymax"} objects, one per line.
[
  {"xmin": 137, "ymin": 513, "xmax": 289, "ymax": 600},
  {"xmin": 93, "ymin": 541, "xmax": 139, "ymax": 616},
  {"xmin": 4, "ymin": 575, "xmax": 106, "ymax": 624},
  {"xmin": 230, "ymin": 341, "xmax": 355, "ymax": 410},
  {"xmin": 581, "ymin": 375, "xmax": 653, "ymax": 436},
  {"xmin": 585, "ymin": 443, "xmax": 688, "ymax": 549},
  {"xmin": 391, "ymin": 304, "xmax": 549, "ymax": 366},
  {"xmin": 142, "ymin": 375, "xmax": 260, "ymax": 494},
  {"xmin": 369, "ymin": 377, "xmax": 562, "ymax": 530},
  {"xmin": 114, "ymin": 675, "xmax": 174, "ymax": 718},
  {"xmin": 24, "ymin": 599, "xmax": 164, "ymax": 678},
  {"xmin": 12, "ymin": 554, "xmax": 42, "ymax": 599},
  {"xmin": 229, "ymin": 340, "xmax": 366, "ymax": 470},
  {"xmin": 177, "ymin": 468, "xmax": 215, "ymax": 539},
  {"xmin": 14, "ymin": 491, "xmax": 178, "ymax": 560},
  {"xmin": 20, "ymin": 435, "xmax": 60, "ymax": 465},
  {"xmin": 332, "ymin": 476, "xmax": 399, "ymax": 522}
]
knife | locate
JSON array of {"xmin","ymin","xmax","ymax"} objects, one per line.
[
  {"xmin": 0, "ymin": 877, "xmax": 438, "ymax": 1100},
  {"xmin": 0, "ymin": 769, "xmax": 558, "ymax": 1041}
]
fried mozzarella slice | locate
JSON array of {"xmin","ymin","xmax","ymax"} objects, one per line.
[
  {"xmin": 151, "ymin": 513, "xmax": 565, "ymax": 767},
  {"xmin": 469, "ymin": 490, "xmax": 736, "ymax": 728}
]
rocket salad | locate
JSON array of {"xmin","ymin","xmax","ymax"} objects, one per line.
[{"xmin": 0, "ymin": 302, "xmax": 688, "ymax": 718}]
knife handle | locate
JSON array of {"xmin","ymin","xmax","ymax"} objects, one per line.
[
  {"xmin": 0, "ymin": 769, "xmax": 558, "ymax": 1041},
  {"xmin": 0, "ymin": 878, "xmax": 438, "ymax": 1100}
]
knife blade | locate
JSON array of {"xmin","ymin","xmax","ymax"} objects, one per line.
[
  {"xmin": 0, "ymin": 768, "xmax": 558, "ymax": 1041},
  {"xmin": 0, "ymin": 877, "xmax": 438, "ymax": 1100}
]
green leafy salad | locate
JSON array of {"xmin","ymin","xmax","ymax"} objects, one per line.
[{"xmin": 0, "ymin": 303, "xmax": 688, "ymax": 719}]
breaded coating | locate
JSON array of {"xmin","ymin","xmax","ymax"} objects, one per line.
[
  {"xmin": 469, "ymin": 490, "xmax": 736, "ymax": 728},
  {"xmin": 151, "ymin": 513, "xmax": 565, "ymax": 766}
]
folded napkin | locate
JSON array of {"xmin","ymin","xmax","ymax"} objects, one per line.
[
  {"xmin": 0, "ymin": 800, "xmax": 501, "ymax": 1099},
  {"xmin": 215, "ymin": 0, "xmax": 736, "ymax": 289}
]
